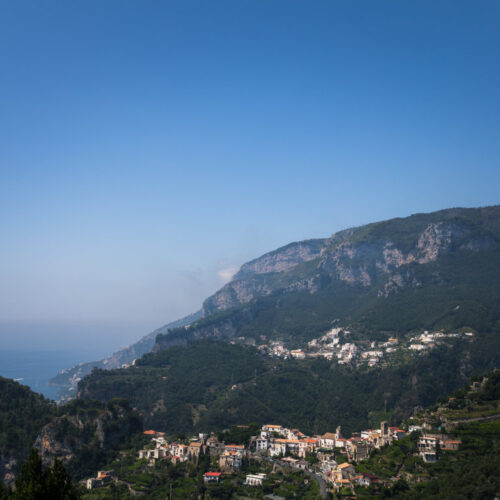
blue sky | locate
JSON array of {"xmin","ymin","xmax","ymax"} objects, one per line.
[{"xmin": 1, "ymin": 1, "xmax": 499, "ymax": 352}]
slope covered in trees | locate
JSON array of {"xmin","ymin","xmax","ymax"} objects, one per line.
[
  {"xmin": 78, "ymin": 334, "xmax": 500, "ymax": 437},
  {"xmin": 0, "ymin": 378, "xmax": 55, "ymax": 486},
  {"xmin": 356, "ymin": 370, "xmax": 500, "ymax": 499},
  {"xmin": 0, "ymin": 379, "xmax": 145, "ymax": 487}
]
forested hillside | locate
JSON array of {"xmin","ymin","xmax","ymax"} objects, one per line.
[
  {"xmin": 356, "ymin": 370, "xmax": 500, "ymax": 499},
  {"xmin": 0, "ymin": 379, "xmax": 145, "ymax": 486},
  {"xmin": 0, "ymin": 378, "xmax": 55, "ymax": 486},
  {"xmin": 78, "ymin": 334, "xmax": 500, "ymax": 437}
]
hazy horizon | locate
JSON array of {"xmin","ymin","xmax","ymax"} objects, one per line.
[{"xmin": 1, "ymin": 1, "xmax": 500, "ymax": 352}]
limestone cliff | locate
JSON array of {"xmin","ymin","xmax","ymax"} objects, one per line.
[
  {"xmin": 33, "ymin": 400, "xmax": 142, "ymax": 478},
  {"xmin": 202, "ymin": 206, "xmax": 499, "ymax": 316}
]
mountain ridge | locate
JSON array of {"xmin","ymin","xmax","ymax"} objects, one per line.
[
  {"xmin": 52, "ymin": 205, "xmax": 500, "ymax": 399},
  {"xmin": 157, "ymin": 205, "xmax": 500, "ymax": 351},
  {"xmin": 201, "ymin": 205, "xmax": 500, "ymax": 318}
]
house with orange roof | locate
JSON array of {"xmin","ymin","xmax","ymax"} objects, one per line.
[
  {"xmin": 203, "ymin": 471, "xmax": 221, "ymax": 483},
  {"xmin": 337, "ymin": 462, "xmax": 355, "ymax": 479},
  {"xmin": 319, "ymin": 432, "xmax": 337, "ymax": 449},
  {"xmin": 263, "ymin": 424, "xmax": 282, "ymax": 430},
  {"xmin": 219, "ymin": 449, "xmax": 243, "ymax": 471},
  {"xmin": 86, "ymin": 470, "xmax": 115, "ymax": 489},
  {"xmin": 441, "ymin": 439, "xmax": 461, "ymax": 451},
  {"xmin": 225, "ymin": 444, "xmax": 245, "ymax": 452}
]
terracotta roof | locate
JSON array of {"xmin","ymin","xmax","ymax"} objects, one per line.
[
  {"xmin": 321, "ymin": 432, "xmax": 336, "ymax": 439},
  {"xmin": 143, "ymin": 430, "xmax": 157, "ymax": 435},
  {"xmin": 338, "ymin": 462, "xmax": 353, "ymax": 469},
  {"xmin": 204, "ymin": 472, "xmax": 221, "ymax": 477}
]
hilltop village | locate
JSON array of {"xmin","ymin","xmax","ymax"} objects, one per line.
[
  {"xmin": 85, "ymin": 419, "xmax": 460, "ymax": 497},
  {"xmin": 230, "ymin": 327, "xmax": 475, "ymax": 368}
]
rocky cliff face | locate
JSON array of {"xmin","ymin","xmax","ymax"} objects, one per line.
[
  {"xmin": 34, "ymin": 401, "xmax": 142, "ymax": 476},
  {"xmin": 202, "ymin": 240, "xmax": 325, "ymax": 316},
  {"xmin": 155, "ymin": 206, "xmax": 500, "ymax": 352},
  {"xmin": 35, "ymin": 417, "xmax": 78, "ymax": 465},
  {"xmin": 202, "ymin": 208, "xmax": 499, "ymax": 317},
  {"xmin": 234, "ymin": 239, "xmax": 326, "ymax": 278},
  {"xmin": 0, "ymin": 456, "xmax": 17, "ymax": 488},
  {"xmin": 320, "ymin": 220, "xmax": 494, "ymax": 294}
]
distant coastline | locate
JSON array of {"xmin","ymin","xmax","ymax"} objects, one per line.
[{"xmin": 0, "ymin": 349, "xmax": 109, "ymax": 400}]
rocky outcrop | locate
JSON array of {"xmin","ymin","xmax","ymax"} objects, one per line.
[
  {"xmin": 151, "ymin": 206, "xmax": 500, "ymax": 354},
  {"xmin": 1, "ymin": 456, "xmax": 17, "ymax": 488},
  {"xmin": 34, "ymin": 402, "xmax": 142, "ymax": 473},
  {"xmin": 202, "ymin": 276, "xmax": 274, "ymax": 316},
  {"xmin": 234, "ymin": 239, "xmax": 326, "ymax": 279},
  {"xmin": 195, "ymin": 207, "xmax": 499, "ymax": 326},
  {"xmin": 202, "ymin": 240, "xmax": 326, "ymax": 316},
  {"xmin": 34, "ymin": 418, "xmax": 77, "ymax": 464}
]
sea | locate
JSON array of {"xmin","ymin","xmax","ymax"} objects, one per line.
[{"xmin": 0, "ymin": 348, "xmax": 110, "ymax": 400}]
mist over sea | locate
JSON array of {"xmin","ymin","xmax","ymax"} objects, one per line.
[{"xmin": 0, "ymin": 349, "xmax": 109, "ymax": 400}]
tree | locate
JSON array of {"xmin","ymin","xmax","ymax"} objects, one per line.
[
  {"xmin": 12, "ymin": 449, "xmax": 47, "ymax": 499},
  {"xmin": 0, "ymin": 482, "xmax": 10, "ymax": 500},
  {"xmin": 9, "ymin": 449, "xmax": 79, "ymax": 500},
  {"xmin": 46, "ymin": 459, "xmax": 79, "ymax": 500}
]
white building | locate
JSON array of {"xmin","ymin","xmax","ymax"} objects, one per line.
[{"xmin": 246, "ymin": 473, "xmax": 266, "ymax": 486}]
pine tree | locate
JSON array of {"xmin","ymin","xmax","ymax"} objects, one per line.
[
  {"xmin": 9, "ymin": 449, "xmax": 79, "ymax": 499},
  {"xmin": 46, "ymin": 458, "xmax": 79, "ymax": 500},
  {"xmin": 12, "ymin": 449, "xmax": 48, "ymax": 499}
]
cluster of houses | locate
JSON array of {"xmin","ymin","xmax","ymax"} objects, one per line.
[
  {"xmin": 233, "ymin": 327, "xmax": 475, "ymax": 369},
  {"xmin": 85, "ymin": 417, "xmax": 462, "ymax": 493},
  {"xmin": 255, "ymin": 422, "xmax": 409, "ymax": 491},
  {"xmin": 132, "ymin": 421, "xmax": 411, "ymax": 493},
  {"xmin": 138, "ymin": 430, "xmax": 246, "ymax": 472},
  {"xmin": 255, "ymin": 328, "xmax": 392, "ymax": 366},
  {"xmin": 408, "ymin": 330, "xmax": 474, "ymax": 352}
]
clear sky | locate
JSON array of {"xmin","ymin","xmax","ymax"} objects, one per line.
[{"xmin": 1, "ymin": 1, "xmax": 499, "ymax": 352}]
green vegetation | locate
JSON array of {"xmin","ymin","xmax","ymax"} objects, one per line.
[
  {"xmin": 79, "ymin": 452, "xmax": 319, "ymax": 500},
  {"xmin": 0, "ymin": 378, "xmax": 56, "ymax": 482},
  {"xmin": 80, "ymin": 341, "xmax": 269, "ymax": 433},
  {"xmin": 0, "ymin": 449, "xmax": 79, "ymax": 500},
  {"xmin": 0, "ymin": 379, "xmax": 146, "ymax": 487},
  {"xmin": 356, "ymin": 370, "xmax": 500, "ymax": 499},
  {"xmin": 47, "ymin": 399, "xmax": 145, "ymax": 480},
  {"xmin": 3, "ymin": 207, "xmax": 500, "ymax": 495},
  {"xmin": 79, "ymin": 334, "xmax": 500, "ymax": 437},
  {"xmin": 159, "ymin": 244, "xmax": 500, "ymax": 348}
]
